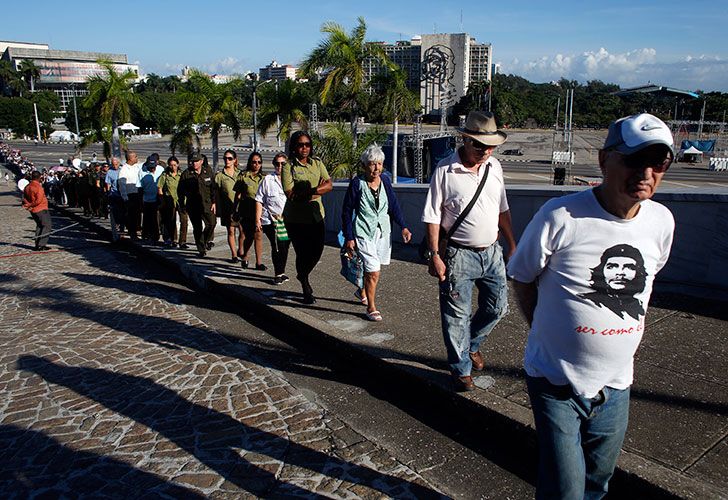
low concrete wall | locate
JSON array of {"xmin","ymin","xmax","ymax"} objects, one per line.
[{"xmin": 324, "ymin": 183, "xmax": 728, "ymax": 297}]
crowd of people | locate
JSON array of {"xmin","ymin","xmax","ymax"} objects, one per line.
[{"xmin": 5, "ymin": 109, "xmax": 680, "ymax": 498}]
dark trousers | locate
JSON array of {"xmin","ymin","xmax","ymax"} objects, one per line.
[
  {"xmin": 109, "ymin": 196, "xmax": 125, "ymax": 229},
  {"xmin": 126, "ymin": 192, "xmax": 142, "ymax": 238},
  {"xmin": 160, "ymin": 197, "xmax": 188, "ymax": 244},
  {"xmin": 285, "ymin": 220, "xmax": 325, "ymax": 281},
  {"xmin": 142, "ymin": 200, "xmax": 160, "ymax": 241},
  {"xmin": 187, "ymin": 209, "xmax": 215, "ymax": 252},
  {"xmin": 262, "ymin": 223, "xmax": 291, "ymax": 276},
  {"xmin": 31, "ymin": 209, "xmax": 52, "ymax": 248}
]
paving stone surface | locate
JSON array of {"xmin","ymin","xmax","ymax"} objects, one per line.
[{"xmin": 0, "ymin": 183, "xmax": 444, "ymax": 499}]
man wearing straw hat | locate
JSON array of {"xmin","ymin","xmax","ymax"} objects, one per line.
[{"xmin": 422, "ymin": 111, "xmax": 517, "ymax": 392}]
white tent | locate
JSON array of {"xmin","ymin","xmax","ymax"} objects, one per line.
[
  {"xmin": 49, "ymin": 130, "xmax": 79, "ymax": 142},
  {"xmin": 118, "ymin": 122, "xmax": 140, "ymax": 132},
  {"xmin": 680, "ymin": 145, "xmax": 704, "ymax": 163}
]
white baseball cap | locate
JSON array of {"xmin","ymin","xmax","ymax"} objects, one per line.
[{"xmin": 603, "ymin": 113, "xmax": 674, "ymax": 155}]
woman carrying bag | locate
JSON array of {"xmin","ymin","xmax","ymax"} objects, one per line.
[
  {"xmin": 342, "ymin": 144, "xmax": 411, "ymax": 321},
  {"xmin": 255, "ymin": 153, "xmax": 291, "ymax": 285}
]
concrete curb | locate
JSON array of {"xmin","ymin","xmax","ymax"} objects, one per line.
[{"xmin": 55, "ymin": 204, "xmax": 725, "ymax": 500}]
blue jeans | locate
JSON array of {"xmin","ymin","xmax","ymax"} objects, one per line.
[
  {"xmin": 439, "ymin": 243, "xmax": 508, "ymax": 376},
  {"xmin": 526, "ymin": 376, "xmax": 630, "ymax": 500}
]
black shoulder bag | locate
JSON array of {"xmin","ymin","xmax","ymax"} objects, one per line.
[{"xmin": 418, "ymin": 162, "xmax": 491, "ymax": 261}]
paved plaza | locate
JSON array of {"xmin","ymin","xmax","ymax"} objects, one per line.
[
  {"xmin": 2, "ymin": 160, "xmax": 727, "ymax": 498},
  {"xmin": 0, "ymin": 178, "xmax": 443, "ymax": 498}
]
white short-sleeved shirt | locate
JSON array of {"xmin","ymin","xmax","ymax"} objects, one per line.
[
  {"xmin": 507, "ymin": 189, "xmax": 674, "ymax": 397},
  {"xmin": 254, "ymin": 173, "xmax": 287, "ymax": 225},
  {"xmin": 421, "ymin": 150, "xmax": 509, "ymax": 248}
]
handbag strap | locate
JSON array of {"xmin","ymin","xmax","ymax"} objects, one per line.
[{"xmin": 444, "ymin": 162, "xmax": 491, "ymax": 240}]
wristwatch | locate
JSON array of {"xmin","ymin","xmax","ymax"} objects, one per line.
[{"xmin": 424, "ymin": 249, "xmax": 438, "ymax": 261}]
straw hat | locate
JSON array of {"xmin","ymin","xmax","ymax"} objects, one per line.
[{"xmin": 457, "ymin": 111, "xmax": 507, "ymax": 146}]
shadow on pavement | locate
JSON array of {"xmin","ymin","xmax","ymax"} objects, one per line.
[
  {"xmin": 0, "ymin": 424, "xmax": 204, "ymax": 498},
  {"xmin": 17, "ymin": 355, "xmax": 443, "ymax": 498}
]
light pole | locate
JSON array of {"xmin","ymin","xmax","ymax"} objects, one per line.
[{"xmin": 247, "ymin": 73, "xmax": 274, "ymax": 152}]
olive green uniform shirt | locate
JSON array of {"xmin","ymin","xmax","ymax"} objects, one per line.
[
  {"xmin": 234, "ymin": 170, "xmax": 264, "ymax": 220},
  {"xmin": 281, "ymin": 157, "xmax": 330, "ymax": 224},
  {"xmin": 215, "ymin": 168, "xmax": 240, "ymax": 221},
  {"xmin": 157, "ymin": 171, "xmax": 181, "ymax": 206}
]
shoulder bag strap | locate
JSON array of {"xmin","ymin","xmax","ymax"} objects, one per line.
[{"xmin": 444, "ymin": 162, "xmax": 490, "ymax": 240}]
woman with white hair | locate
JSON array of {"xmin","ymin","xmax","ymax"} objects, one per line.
[{"xmin": 342, "ymin": 144, "xmax": 412, "ymax": 321}]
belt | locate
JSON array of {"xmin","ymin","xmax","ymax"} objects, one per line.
[{"xmin": 447, "ymin": 240, "xmax": 490, "ymax": 252}]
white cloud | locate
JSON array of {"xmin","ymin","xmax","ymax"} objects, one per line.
[{"xmin": 501, "ymin": 48, "xmax": 728, "ymax": 92}]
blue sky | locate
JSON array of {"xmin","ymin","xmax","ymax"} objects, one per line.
[{"xmin": 5, "ymin": 0, "xmax": 728, "ymax": 91}]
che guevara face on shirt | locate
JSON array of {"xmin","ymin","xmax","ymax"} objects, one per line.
[{"xmin": 579, "ymin": 244, "xmax": 648, "ymax": 321}]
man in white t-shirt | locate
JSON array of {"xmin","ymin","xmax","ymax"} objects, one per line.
[
  {"xmin": 422, "ymin": 111, "xmax": 517, "ymax": 392},
  {"xmin": 118, "ymin": 151, "xmax": 143, "ymax": 240},
  {"xmin": 507, "ymin": 113, "xmax": 676, "ymax": 499}
]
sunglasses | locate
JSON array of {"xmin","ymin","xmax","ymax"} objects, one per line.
[
  {"xmin": 296, "ymin": 142, "xmax": 312, "ymax": 148},
  {"xmin": 465, "ymin": 137, "xmax": 492, "ymax": 150},
  {"xmin": 614, "ymin": 148, "xmax": 673, "ymax": 173},
  {"xmin": 251, "ymin": 160, "xmax": 262, "ymax": 164},
  {"xmin": 224, "ymin": 156, "xmax": 235, "ymax": 161},
  {"xmin": 274, "ymin": 161, "xmax": 286, "ymax": 166}
]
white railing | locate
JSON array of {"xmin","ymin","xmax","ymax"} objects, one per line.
[{"xmin": 709, "ymin": 157, "xmax": 728, "ymax": 172}]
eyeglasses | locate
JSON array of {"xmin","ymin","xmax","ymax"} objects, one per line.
[
  {"xmin": 251, "ymin": 160, "xmax": 262, "ymax": 164},
  {"xmin": 613, "ymin": 148, "xmax": 673, "ymax": 173},
  {"xmin": 224, "ymin": 156, "xmax": 234, "ymax": 161},
  {"xmin": 296, "ymin": 142, "xmax": 312, "ymax": 148},
  {"xmin": 274, "ymin": 161, "xmax": 286, "ymax": 166},
  {"xmin": 465, "ymin": 137, "xmax": 492, "ymax": 150}
]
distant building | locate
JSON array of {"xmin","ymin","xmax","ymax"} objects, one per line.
[
  {"xmin": 258, "ymin": 61, "xmax": 298, "ymax": 81},
  {"xmin": 0, "ymin": 40, "xmax": 139, "ymax": 113},
  {"xmin": 364, "ymin": 33, "xmax": 493, "ymax": 116}
]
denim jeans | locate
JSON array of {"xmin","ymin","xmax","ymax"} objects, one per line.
[
  {"xmin": 526, "ymin": 376, "xmax": 630, "ymax": 500},
  {"xmin": 439, "ymin": 243, "xmax": 508, "ymax": 376}
]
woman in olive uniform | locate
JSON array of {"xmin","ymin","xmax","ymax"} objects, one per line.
[
  {"xmin": 281, "ymin": 131, "xmax": 332, "ymax": 304},
  {"xmin": 234, "ymin": 152, "xmax": 266, "ymax": 270},
  {"xmin": 215, "ymin": 149, "xmax": 243, "ymax": 262}
]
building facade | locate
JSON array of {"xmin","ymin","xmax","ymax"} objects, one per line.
[
  {"xmin": 1, "ymin": 41, "xmax": 139, "ymax": 113},
  {"xmin": 258, "ymin": 61, "xmax": 298, "ymax": 81},
  {"xmin": 365, "ymin": 33, "xmax": 492, "ymax": 116}
]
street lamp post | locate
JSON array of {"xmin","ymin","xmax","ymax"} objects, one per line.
[{"xmin": 247, "ymin": 73, "xmax": 275, "ymax": 152}]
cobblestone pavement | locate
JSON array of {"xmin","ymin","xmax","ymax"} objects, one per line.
[{"xmin": 0, "ymin": 183, "xmax": 444, "ymax": 499}]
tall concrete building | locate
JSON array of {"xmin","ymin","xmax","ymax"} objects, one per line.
[
  {"xmin": 365, "ymin": 33, "xmax": 492, "ymax": 116},
  {"xmin": 1, "ymin": 40, "xmax": 139, "ymax": 113}
]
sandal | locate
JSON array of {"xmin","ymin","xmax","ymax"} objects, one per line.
[
  {"xmin": 229, "ymin": 257, "xmax": 240, "ymax": 263},
  {"xmin": 365, "ymin": 310, "xmax": 382, "ymax": 322},
  {"xmin": 241, "ymin": 260, "xmax": 249, "ymax": 269},
  {"xmin": 255, "ymin": 263, "xmax": 268, "ymax": 271},
  {"xmin": 354, "ymin": 289, "xmax": 368, "ymax": 306}
]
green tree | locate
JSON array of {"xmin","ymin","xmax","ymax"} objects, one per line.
[
  {"xmin": 299, "ymin": 17, "xmax": 393, "ymax": 142},
  {"xmin": 257, "ymin": 79, "xmax": 309, "ymax": 143},
  {"xmin": 174, "ymin": 69, "xmax": 245, "ymax": 170},
  {"xmin": 312, "ymin": 122, "xmax": 387, "ymax": 179},
  {"xmin": 0, "ymin": 97, "xmax": 34, "ymax": 136},
  {"xmin": 83, "ymin": 59, "xmax": 146, "ymax": 159},
  {"xmin": 18, "ymin": 60, "xmax": 41, "ymax": 94},
  {"xmin": 0, "ymin": 60, "xmax": 26, "ymax": 97},
  {"xmin": 169, "ymin": 124, "xmax": 201, "ymax": 157}
]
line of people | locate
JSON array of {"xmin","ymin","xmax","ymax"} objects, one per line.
[{"xmin": 102, "ymin": 131, "xmax": 412, "ymax": 309}]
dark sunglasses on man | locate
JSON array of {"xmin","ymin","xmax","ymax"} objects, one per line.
[
  {"xmin": 465, "ymin": 137, "xmax": 493, "ymax": 150},
  {"xmin": 612, "ymin": 145, "xmax": 673, "ymax": 173}
]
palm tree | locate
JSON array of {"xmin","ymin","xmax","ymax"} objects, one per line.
[
  {"xmin": 299, "ymin": 17, "xmax": 393, "ymax": 142},
  {"xmin": 83, "ymin": 59, "xmax": 146, "ymax": 159},
  {"xmin": 0, "ymin": 60, "xmax": 26, "ymax": 96},
  {"xmin": 373, "ymin": 68, "xmax": 420, "ymax": 180},
  {"xmin": 257, "ymin": 79, "xmax": 309, "ymax": 144},
  {"xmin": 313, "ymin": 122, "xmax": 387, "ymax": 179},
  {"xmin": 19, "ymin": 60, "xmax": 41, "ymax": 93},
  {"xmin": 174, "ymin": 70, "xmax": 245, "ymax": 170},
  {"xmin": 169, "ymin": 124, "xmax": 201, "ymax": 157}
]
